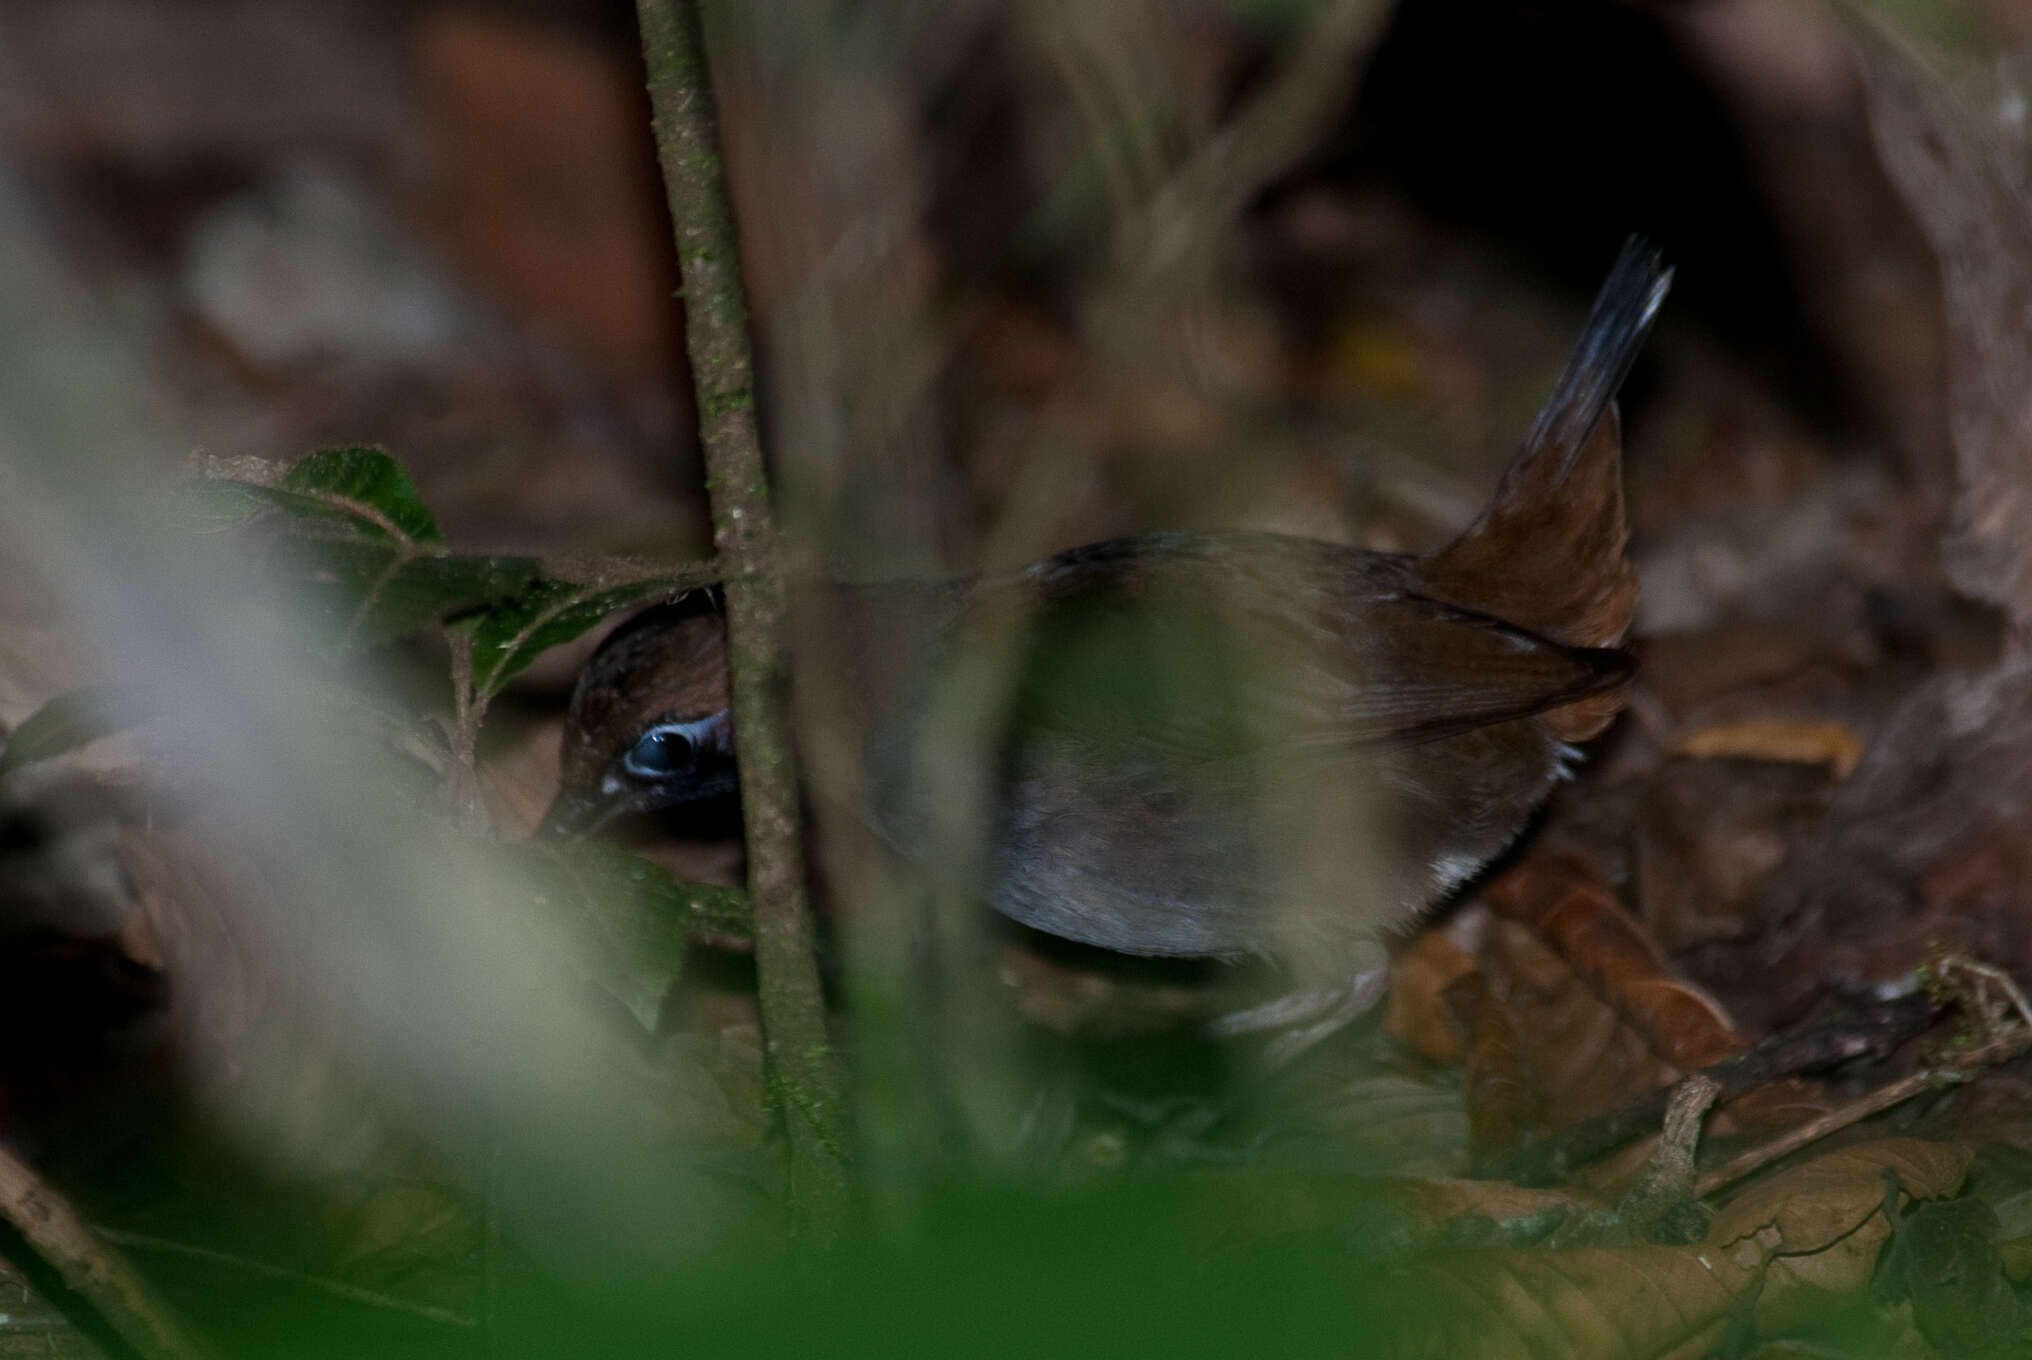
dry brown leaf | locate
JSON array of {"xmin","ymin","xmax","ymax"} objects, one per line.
[
  {"xmin": 1484, "ymin": 855, "xmax": 1743, "ymax": 1072},
  {"xmin": 1713, "ymin": 1079, "xmax": 1837, "ymax": 1138},
  {"xmin": 1469, "ymin": 918, "xmax": 1678, "ymax": 1149},
  {"xmin": 1710, "ymin": 1138, "xmax": 1963, "ymax": 1252},
  {"xmin": 1708, "ymin": 1138, "xmax": 1971, "ymax": 1336},
  {"xmin": 1376, "ymin": 1244, "xmax": 1751, "ymax": 1359},
  {"xmin": 1441, "ymin": 854, "xmax": 1848, "ymax": 1167},
  {"xmin": 1351, "ymin": 1140, "xmax": 1967, "ymax": 1358},
  {"xmin": 1448, "ymin": 967, "xmax": 1539, "ymax": 1160},
  {"xmin": 1386, "ymin": 922, "xmax": 1479, "ymax": 1064},
  {"xmin": 1674, "ymin": 718, "xmax": 1864, "ymax": 777},
  {"xmin": 1387, "ymin": 1175, "xmax": 1592, "ymax": 1234}
]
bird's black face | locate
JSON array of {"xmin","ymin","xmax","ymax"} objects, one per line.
[
  {"xmin": 538, "ymin": 593, "xmax": 742, "ymax": 842},
  {"xmin": 616, "ymin": 712, "xmax": 738, "ymax": 803},
  {"xmin": 538, "ymin": 708, "xmax": 739, "ymax": 840}
]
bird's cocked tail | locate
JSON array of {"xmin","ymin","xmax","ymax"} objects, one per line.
[{"xmin": 1422, "ymin": 238, "xmax": 1671, "ymax": 661}]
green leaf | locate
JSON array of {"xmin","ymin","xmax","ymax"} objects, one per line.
[
  {"xmin": 223, "ymin": 481, "xmax": 373, "ymax": 525},
  {"xmin": 181, "ymin": 449, "xmax": 523, "ymax": 651},
  {"xmin": 1, "ymin": 684, "xmax": 151, "ymax": 773},
  {"xmin": 182, "ymin": 448, "xmax": 440, "ymax": 543},
  {"xmin": 273, "ymin": 537, "xmax": 541, "ymax": 653},
  {"xmin": 467, "ymin": 575, "xmax": 713, "ymax": 698},
  {"xmin": 280, "ymin": 447, "xmax": 442, "ymax": 543},
  {"xmin": 518, "ymin": 841, "xmax": 750, "ymax": 1030}
]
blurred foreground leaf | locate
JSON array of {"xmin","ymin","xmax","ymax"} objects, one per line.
[
  {"xmin": 185, "ymin": 450, "xmax": 716, "ymax": 670},
  {"xmin": 517, "ymin": 840, "xmax": 750, "ymax": 1029},
  {"xmin": 272, "ymin": 536, "xmax": 539, "ymax": 654},
  {"xmin": 1338, "ymin": 1139, "xmax": 1970, "ymax": 1357},
  {"xmin": 183, "ymin": 447, "xmax": 441, "ymax": 542},
  {"xmin": 187, "ymin": 450, "xmax": 542, "ymax": 654},
  {"xmin": 0, "ymin": 683, "xmax": 150, "ymax": 773}
]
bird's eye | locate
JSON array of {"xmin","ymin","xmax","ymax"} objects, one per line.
[{"xmin": 624, "ymin": 725, "xmax": 699, "ymax": 778}]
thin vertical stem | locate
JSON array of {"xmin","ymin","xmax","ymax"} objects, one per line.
[{"xmin": 634, "ymin": 0, "xmax": 850, "ymax": 1231}]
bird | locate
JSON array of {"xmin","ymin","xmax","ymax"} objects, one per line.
[
  {"xmin": 544, "ymin": 590, "xmax": 740, "ymax": 843},
  {"xmin": 541, "ymin": 238, "xmax": 1670, "ymax": 1053}
]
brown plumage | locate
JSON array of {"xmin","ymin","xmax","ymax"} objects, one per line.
[{"xmin": 542, "ymin": 240, "xmax": 1669, "ymax": 1033}]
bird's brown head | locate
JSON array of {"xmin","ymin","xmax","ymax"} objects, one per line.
[{"xmin": 536, "ymin": 590, "xmax": 737, "ymax": 840}]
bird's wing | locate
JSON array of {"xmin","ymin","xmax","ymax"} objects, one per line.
[
  {"xmin": 1277, "ymin": 592, "xmax": 1631, "ymax": 749},
  {"xmin": 990, "ymin": 567, "xmax": 1628, "ymax": 766}
]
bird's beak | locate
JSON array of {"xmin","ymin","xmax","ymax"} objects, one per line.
[{"xmin": 533, "ymin": 788, "xmax": 609, "ymax": 841}]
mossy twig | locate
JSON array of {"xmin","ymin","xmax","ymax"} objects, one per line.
[
  {"xmin": 635, "ymin": 0, "xmax": 851, "ymax": 1232},
  {"xmin": 0, "ymin": 1143, "xmax": 210, "ymax": 1360}
]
